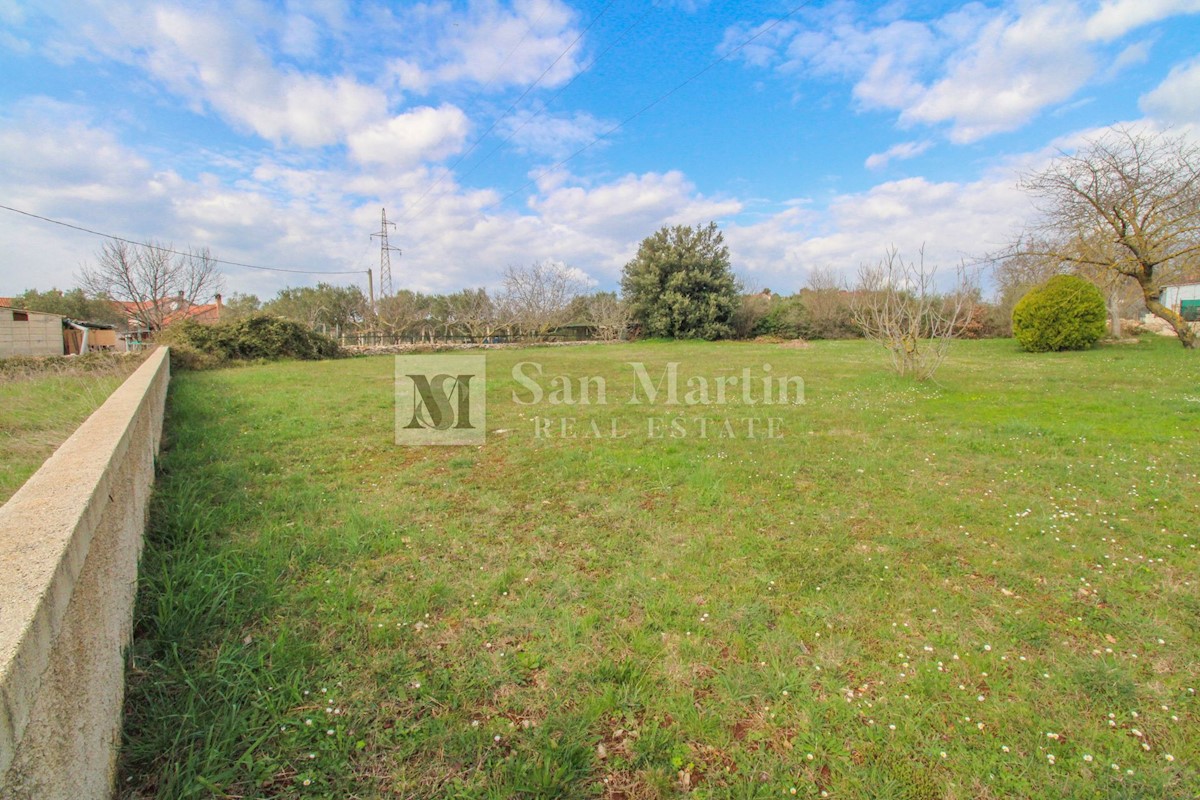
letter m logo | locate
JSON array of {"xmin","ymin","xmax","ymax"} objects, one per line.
[{"xmin": 395, "ymin": 355, "xmax": 486, "ymax": 445}]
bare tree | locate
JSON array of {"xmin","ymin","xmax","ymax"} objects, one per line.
[
  {"xmin": 444, "ymin": 288, "xmax": 500, "ymax": 342},
  {"xmin": 80, "ymin": 240, "xmax": 224, "ymax": 332},
  {"xmin": 1020, "ymin": 126, "xmax": 1200, "ymax": 348},
  {"xmin": 587, "ymin": 291, "xmax": 631, "ymax": 341},
  {"xmin": 498, "ymin": 261, "xmax": 585, "ymax": 339},
  {"xmin": 850, "ymin": 247, "xmax": 972, "ymax": 380},
  {"xmin": 800, "ymin": 266, "xmax": 858, "ymax": 339}
]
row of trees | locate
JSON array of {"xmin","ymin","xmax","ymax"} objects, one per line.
[
  {"xmin": 216, "ymin": 264, "xmax": 631, "ymax": 343},
  {"xmin": 16, "ymin": 230, "xmax": 998, "ymax": 348}
]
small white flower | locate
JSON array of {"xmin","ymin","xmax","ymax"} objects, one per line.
[
  {"xmin": 1083, "ymin": 754, "xmax": 1093, "ymax": 762},
  {"xmin": 939, "ymin": 751, "xmax": 948, "ymax": 759},
  {"xmin": 1001, "ymin": 746, "xmax": 1010, "ymax": 753},
  {"xmin": 1047, "ymin": 754, "xmax": 1056, "ymax": 764},
  {"xmin": 1165, "ymin": 754, "xmax": 1175, "ymax": 762}
]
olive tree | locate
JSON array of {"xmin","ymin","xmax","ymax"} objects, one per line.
[
  {"xmin": 620, "ymin": 222, "xmax": 738, "ymax": 340},
  {"xmin": 1020, "ymin": 127, "xmax": 1199, "ymax": 348}
]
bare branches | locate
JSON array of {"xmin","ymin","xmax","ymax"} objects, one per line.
[
  {"xmin": 498, "ymin": 261, "xmax": 585, "ymax": 339},
  {"xmin": 587, "ymin": 292, "xmax": 631, "ymax": 341},
  {"xmin": 1019, "ymin": 126, "xmax": 1200, "ymax": 347},
  {"xmin": 850, "ymin": 247, "xmax": 972, "ymax": 380},
  {"xmin": 80, "ymin": 239, "xmax": 225, "ymax": 331}
]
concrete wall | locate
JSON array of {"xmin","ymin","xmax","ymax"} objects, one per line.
[
  {"xmin": 0, "ymin": 310, "xmax": 63, "ymax": 358},
  {"xmin": 0, "ymin": 347, "xmax": 170, "ymax": 800}
]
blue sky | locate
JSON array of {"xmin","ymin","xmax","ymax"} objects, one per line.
[{"xmin": 2, "ymin": 0, "xmax": 1199, "ymax": 301}]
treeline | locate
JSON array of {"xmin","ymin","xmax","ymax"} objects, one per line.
[{"xmin": 219, "ymin": 263, "xmax": 630, "ymax": 343}]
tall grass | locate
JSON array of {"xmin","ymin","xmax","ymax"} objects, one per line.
[{"xmin": 0, "ymin": 352, "xmax": 145, "ymax": 503}]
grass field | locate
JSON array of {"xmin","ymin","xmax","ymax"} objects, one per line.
[
  {"xmin": 120, "ymin": 338, "xmax": 1199, "ymax": 799},
  {"xmin": 0, "ymin": 353, "xmax": 145, "ymax": 503}
]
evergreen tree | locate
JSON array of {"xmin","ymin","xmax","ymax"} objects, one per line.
[{"xmin": 620, "ymin": 223, "xmax": 738, "ymax": 340}]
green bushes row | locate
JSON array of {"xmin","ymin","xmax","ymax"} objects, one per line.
[{"xmin": 160, "ymin": 315, "xmax": 340, "ymax": 369}]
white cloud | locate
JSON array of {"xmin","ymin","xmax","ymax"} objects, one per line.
[
  {"xmin": 429, "ymin": 0, "xmax": 583, "ymax": 88},
  {"xmin": 725, "ymin": 174, "xmax": 1034, "ymax": 291},
  {"xmin": 730, "ymin": 1, "xmax": 1195, "ymax": 143},
  {"xmin": 348, "ymin": 105, "xmax": 470, "ymax": 169},
  {"xmin": 498, "ymin": 109, "xmax": 611, "ymax": 158},
  {"xmin": 147, "ymin": 7, "xmax": 385, "ymax": 147},
  {"xmin": 0, "ymin": 98, "xmax": 151, "ymax": 193},
  {"xmin": 1140, "ymin": 56, "xmax": 1200, "ymax": 124},
  {"xmin": 902, "ymin": 4, "xmax": 1095, "ymax": 142},
  {"xmin": 864, "ymin": 140, "xmax": 933, "ymax": 169},
  {"xmin": 0, "ymin": 94, "xmax": 1048, "ymax": 303},
  {"xmin": 1085, "ymin": 0, "xmax": 1200, "ymax": 41},
  {"xmin": 530, "ymin": 171, "xmax": 740, "ymax": 245}
]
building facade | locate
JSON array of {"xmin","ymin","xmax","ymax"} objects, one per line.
[{"xmin": 0, "ymin": 308, "xmax": 64, "ymax": 357}]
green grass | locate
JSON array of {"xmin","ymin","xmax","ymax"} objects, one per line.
[
  {"xmin": 0, "ymin": 353, "xmax": 145, "ymax": 503},
  {"xmin": 120, "ymin": 337, "xmax": 1200, "ymax": 799}
]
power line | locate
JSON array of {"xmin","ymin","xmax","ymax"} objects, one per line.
[
  {"xmin": 0, "ymin": 203, "xmax": 365, "ymax": 276},
  {"xmin": 478, "ymin": 1, "xmax": 817, "ymax": 217},
  {"xmin": 397, "ymin": 0, "xmax": 620, "ymax": 225},
  {"xmin": 471, "ymin": 1, "xmax": 556, "ymax": 100}
]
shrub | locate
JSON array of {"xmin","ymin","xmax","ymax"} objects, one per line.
[
  {"xmin": 756, "ymin": 294, "xmax": 808, "ymax": 339},
  {"xmin": 160, "ymin": 315, "xmax": 340, "ymax": 368},
  {"xmin": 731, "ymin": 292, "xmax": 772, "ymax": 339},
  {"xmin": 1012, "ymin": 275, "xmax": 1107, "ymax": 352}
]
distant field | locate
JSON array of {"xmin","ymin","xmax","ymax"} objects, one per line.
[
  {"xmin": 121, "ymin": 338, "xmax": 1199, "ymax": 799},
  {"xmin": 0, "ymin": 353, "xmax": 145, "ymax": 504}
]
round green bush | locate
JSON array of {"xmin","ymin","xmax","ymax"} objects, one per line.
[{"xmin": 1012, "ymin": 274, "xmax": 1108, "ymax": 352}]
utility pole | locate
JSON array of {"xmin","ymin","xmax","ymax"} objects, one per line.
[
  {"xmin": 370, "ymin": 208, "xmax": 400, "ymax": 300},
  {"xmin": 366, "ymin": 268, "xmax": 375, "ymax": 311}
]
